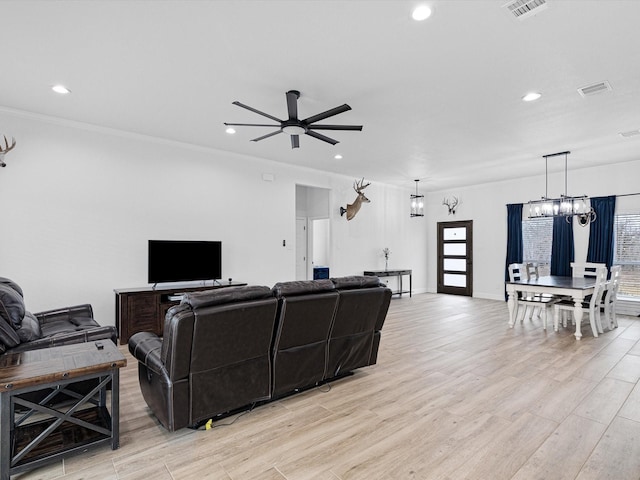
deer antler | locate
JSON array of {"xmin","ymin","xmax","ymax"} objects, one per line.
[
  {"xmin": 0, "ymin": 136, "xmax": 16, "ymax": 167},
  {"xmin": 354, "ymin": 177, "xmax": 370, "ymax": 193},
  {"xmin": 0, "ymin": 136, "xmax": 16, "ymax": 154},
  {"xmin": 443, "ymin": 196, "xmax": 459, "ymax": 214}
]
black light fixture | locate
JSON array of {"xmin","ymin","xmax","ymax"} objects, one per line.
[
  {"xmin": 410, "ymin": 179, "xmax": 424, "ymax": 217},
  {"xmin": 527, "ymin": 151, "xmax": 596, "ymax": 226}
]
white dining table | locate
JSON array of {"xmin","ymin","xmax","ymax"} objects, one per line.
[{"xmin": 505, "ymin": 275, "xmax": 596, "ymax": 340}]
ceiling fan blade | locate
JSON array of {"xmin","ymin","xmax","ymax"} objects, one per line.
[
  {"xmin": 224, "ymin": 122, "xmax": 280, "ymax": 127},
  {"xmin": 286, "ymin": 90, "xmax": 299, "ymax": 120},
  {"xmin": 305, "ymin": 130, "xmax": 339, "ymax": 145},
  {"xmin": 251, "ymin": 130, "xmax": 282, "ymax": 142},
  {"xmin": 291, "ymin": 134, "xmax": 300, "ymax": 149},
  {"xmin": 303, "ymin": 104, "xmax": 351, "ymax": 125},
  {"xmin": 308, "ymin": 124, "xmax": 363, "ymax": 131},
  {"xmin": 232, "ymin": 101, "xmax": 283, "ymax": 123}
]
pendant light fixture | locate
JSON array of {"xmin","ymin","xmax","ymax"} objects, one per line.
[
  {"xmin": 410, "ymin": 179, "xmax": 424, "ymax": 217},
  {"xmin": 527, "ymin": 151, "xmax": 596, "ymax": 226}
]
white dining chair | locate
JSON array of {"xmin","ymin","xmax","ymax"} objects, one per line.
[
  {"xmin": 508, "ymin": 263, "xmax": 557, "ymax": 330},
  {"xmin": 600, "ymin": 265, "xmax": 621, "ymax": 331},
  {"xmin": 554, "ymin": 265, "xmax": 608, "ymax": 337},
  {"xmin": 571, "ymin": 262, "xmax": 606, "ymax": 278},
  {"xmin": 525, "ymin": 262, "xmax": 563, "ymax": 300}
]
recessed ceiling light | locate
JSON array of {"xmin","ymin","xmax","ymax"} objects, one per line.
[
  {"xmin": 225, "ymin": 127, "xmax": 236, "ymax": 134},
  {"xmin": 334, "ymin": 154, "xmax": 343, "ymax": 160},
  {"xmin": 51, "ymin": 84, "xmax": 71, "ymax": 94},
  {"xmin": 522, "ymin": 92, "xmax": 542, "ymax": 102},
  {"xmin": 412, "ymin": 5, "xmax": 432, "ymax": 21}
]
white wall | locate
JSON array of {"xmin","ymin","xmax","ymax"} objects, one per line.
[
  {"xmin": 6, "ymin": 108, "xmax": 633, "ymax": 323},
  {"xmin": 0, "ymin": 109, "xmax": 428, "ymax": 327},
  {"xmin": 425, "ymin": 159, "xmax": 640, "ymax": 300}
]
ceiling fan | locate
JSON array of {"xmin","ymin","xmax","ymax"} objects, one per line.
[{"xmin": 224, "ymin": 90, "xmax": 362, "ymax": 149}]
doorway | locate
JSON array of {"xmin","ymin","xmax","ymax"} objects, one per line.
[
  {"xmin": 295, "ymin": 185, "xmax": 331, "ymax": 280},
  {"xmin": 437, "ymin": 220, "xmax": 473, "ymax": 296}
]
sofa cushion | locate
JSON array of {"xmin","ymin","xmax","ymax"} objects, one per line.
[
  {"xmin": 181, "ymin": 285, "xmax": 272, "ymax": 309},
  {"xmin": 17, "ymin": 311, "xmax": 41, "ymax": 342},
  {"xmin": 0, "ymin": 283, "xmax": 25, "ymax": 328},
  {"xmin": 271, "ymin": 279, "xmax": 335, "ymax": 298},
  {"xmin": 0, "ymin": 277, "xmax": 24, "ymax": 297},
  {"xmin": 330, "ymin": 275, "xmax": 381, "ymax": 290},
  {"xmin": 0, "ymin": 315, "xmax": 21, "ymax": 353}
]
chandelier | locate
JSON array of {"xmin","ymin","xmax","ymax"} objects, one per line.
[{"xmin": 527, "ymin": 151, "xmax": 596, "ymax": 226}]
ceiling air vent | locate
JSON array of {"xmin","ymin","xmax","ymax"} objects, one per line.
[
  {"xmin": 619, "ymin": 129, "xmax": 640, "ymax": 138},
  {"xmin": 577, "ymin": 81, "xmax": 612, "ymax": 98},
  {"xmin": 503, "ymin": 0, "xmax": 548, "ymax": 20}
]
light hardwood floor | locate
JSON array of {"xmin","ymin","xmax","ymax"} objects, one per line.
[{"xmin": 14, "ymin": 293, "xmax": 640, "ymax": 480}]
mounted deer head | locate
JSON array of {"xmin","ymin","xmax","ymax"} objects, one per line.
[
  {"xmin": 340, "ymin": 178, "xmax": 371, "ymax": 221},
  {"xmin": 443, "ymin": 196, "xmax": 459, "ymax": 215},
  {"xmin": 0, "ymin": 136, "xmax": 16, "ymax": 168}
]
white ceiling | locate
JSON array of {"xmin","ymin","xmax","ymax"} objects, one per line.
[{"xmin": 1, "ymin": 0, "xmax": 639, "ymax": 191}]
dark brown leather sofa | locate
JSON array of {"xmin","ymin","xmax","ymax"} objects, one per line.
[
  {"xmin": 128, "ymin": 276, "xmax": 391, "ymax": 432},
  {"xmin": 0, "ymin": 277, "xmax": 117, "ymax": 354}
]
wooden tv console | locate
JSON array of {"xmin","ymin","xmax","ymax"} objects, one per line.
[{"xmin": 114, "ymin": 281, "xmax": 247, "ymax": 344}]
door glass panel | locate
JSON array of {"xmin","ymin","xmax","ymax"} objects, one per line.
[
  {"xmin": 444, "ymin": 273, "xmax": 467, "ymax": 287},
  {"xmin": 444, "ymin": 243, "xmax": 466, "ymax": 256},
  {"xmin": 444, "ymin": 259, "xmax": 466, "ymax": 272},
  {"xmin": 443, "ymin": 227, "xmax": 466, "ymax": 241}
]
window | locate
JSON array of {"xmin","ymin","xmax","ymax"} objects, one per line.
[
  {"xmin": 522, "ymin": 217, "xmax": 553, "ymax": 276},
  {"xmin": 614, "ymin": 214, "xmax": 640, "ymax": 298}
]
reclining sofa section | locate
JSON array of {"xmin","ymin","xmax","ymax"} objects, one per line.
[{"xmin": 129, "ymin": 276, "xmax": 392, "ymax": 432}]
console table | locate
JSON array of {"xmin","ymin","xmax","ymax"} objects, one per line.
[
  {"xmin": 0, "ymin": 341, "xmax": 126, "ymax": 480},
  {"xmin": 115, "ymin": 281, "xmax": 247, "ymax": 343},
  {"xmin": 364, "ymin": 269, "xmax": 412, "ymax": 297}
]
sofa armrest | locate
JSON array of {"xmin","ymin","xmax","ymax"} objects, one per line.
[
  {"xmin": 129, "ymin": 332, "xmax": 166, "ymax": 375},
  {"xmin": 8, "ymin": 326, "xmax": 118, "ymax": 353},
  {"xmin": 34, "ymin": 304, "xmax": 94, "ymax": 324}
]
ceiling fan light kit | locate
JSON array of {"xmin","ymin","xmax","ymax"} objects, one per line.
[{"xmin": 224, "ymin": 90, "xmax": 363, "ymax": 149}]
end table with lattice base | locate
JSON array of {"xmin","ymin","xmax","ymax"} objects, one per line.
[{"xmin": 0, "ymin": 341, "xmax": 126, "ymax": 480}]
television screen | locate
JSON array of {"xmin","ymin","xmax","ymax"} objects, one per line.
[{"xmin": 148, "ymin": 240, "xmax": 222, "ymax": 284}]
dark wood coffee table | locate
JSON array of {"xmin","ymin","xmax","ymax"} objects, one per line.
[{"xmin": 0, "ymin": 341, "xmax": 126, "ymax": 480}]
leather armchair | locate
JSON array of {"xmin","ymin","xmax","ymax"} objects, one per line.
[{"xmin": 0, "ymin": 277, "xmax": 116, "ymax": 354}]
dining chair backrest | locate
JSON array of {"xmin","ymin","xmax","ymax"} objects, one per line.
[
  {"xmin": 571, "ymin": 262, "xmax": 606, "ymax": 279},
  {"xmin": 525, "ymin": 262, "xmax": 539, "ymax": 280},
  {"xmin": 607, "ymin": 265, "xmax": 622, "ymax": 298},
  {"xmin": 602, "ymin": 265, "xmax": 622, "ymax": 330},
  {"xmin": 587, "ymin": 266, "xmax": 608, "ymax": 309},
  {"xmin": 508, "ymin": 263, "xmax": 527, "ymax": 282}
]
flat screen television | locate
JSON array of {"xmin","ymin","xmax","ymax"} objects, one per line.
[{"xmin": 148, "ymin": 240, "xmax": 222, "ymax": 284}]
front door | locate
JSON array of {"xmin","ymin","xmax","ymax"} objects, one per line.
[{"xmin": 437, "ymin": 220, "xmax": 473, "ymax": 296}]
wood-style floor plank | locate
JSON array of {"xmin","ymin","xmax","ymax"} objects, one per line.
[{"xmin": 11, "ymin": 293, "xmax": 640, "ymax": 480}]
